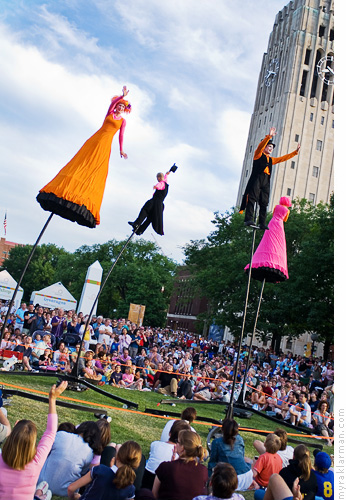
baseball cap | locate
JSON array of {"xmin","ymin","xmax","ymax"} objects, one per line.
[{"xmin": 314, "ymin": 451, "xmax": 332, "ymax": 469}]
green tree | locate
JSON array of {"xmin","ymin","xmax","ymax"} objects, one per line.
[
  {"xmin": 1, "ymin": 244, "xmax": 69, "ymax": 301},
  {"xmin": 55, "ymin": 239, "xmax": 177, "ymax": 326},
  {"xmin": 183, "ymin": 197, "xmax": 334, "ymax": 356}
]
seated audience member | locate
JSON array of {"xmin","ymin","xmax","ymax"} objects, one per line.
[
  {"xmin": 67, "ymin": 440, "xmax": 142, "ymax": 500},
  {"xmin": 208, "ymin": 418, "xmax": 253, "ymax": 490},
  {"xmin": 279, "ymin": 444, "xmax": 318, "ymax": 500},
  {"xmin": 262, "ymin": 475, "xmax": 303, "ymax": 500},
  {"xmin": 296, "ymin": 393, "xmax": 312, "ymax": 428},
  {"xmin": 142, "ymin": 420, "xmax": 191, "ymax": 490},
  {"xmin": 0, "ymin": 381, "xmax": 67, "ymax": 500},
  {"xmin": 251, "ymin": 433, "xmax": 282, "ymax": 490},
  {"xmin": 14, "ymin": 335, "xmax": 35, "ymax": 371},
  {"xmin": 152, "ymin": 430, "xmax": 208, "ymax": 500},
  {"xmin": 38, "ymin": 348, "xmax": 55, "ymax": 371},
  {"xmin": 253, "ymin": 428, "xmax": 294, "ymax": 468},
  {"xmin": 0, "ymin": 396, "xmax": 11, "ymax": 445},
  {"xmin": 90, "ymin": 419, "xmax": 112, "ymax": 467},
  {"xmin": 160, "ymin": 407, "xmax": 197, "ymax": 442},
  {"xmin": 313, "ymin": 451, "xmax": 334, "ymax": 500},
  {"xmin": 251, "ymin": 384, "xmax": 267, "ymax": 410},
  {"xmin": 38, "ymin": 420, "xmax": 102, "ymax": 497},
  {"xmin": 193, "ymin": 463, "xmax": 245, "ymax": 500},
  {"xmin": 110, "ymin": 364, "xmax": 123, "ymax": 387},
  {"xmin": 312, "ymin": 401, "xmax": 333, "ymax": 446},
  {"xmin": 83, "ymin": 360, "xmax": 103, "ymax": 384},
  {"xmin": 154, "ymin": 363, "xmax": 178, "ymax": 397}
]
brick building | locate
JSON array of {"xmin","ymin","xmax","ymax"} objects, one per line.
[
  {"xmin": 0, "ymin": 237, "xmax": 23, "ymax": 267},
  {"xmin": 166, "ymin": 267, "xmax": 208, "ymax": 333}
]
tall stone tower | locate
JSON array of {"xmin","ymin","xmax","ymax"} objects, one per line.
[{"xmin": 236, "ymin": 0, "xmax": 334, "ymax": 212}]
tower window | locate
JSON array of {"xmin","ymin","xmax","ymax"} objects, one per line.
[
  {"xmin": 321, "ymin": 116, "xmax": 325, "ymax": 125},
  {"xmin": 330, "ymin": 29, "xmax": 334, "ymax": 42},
  {"xmin": 300, "ymin": 70, "xmax": 308, "ymax": 96},
  {"xmin": 310, "ymin": 113, "xmax": 314, "ymax": 121},
  {"xmin": 295, "ymin": 134, "xmax": 299, "ymax": 142},
  {"xmin": 287, "ymin": 188, "xmax": 292, "ymax": 196},
  {"xmin": 245, "ymin": 170, "xmax": 248, "ymax": 177},
  {"xmin": 309, "ymin": 193, "xmax": 316, "ymax": 204},
  {"xmin": 316, "ymin": 140, "xmax": 323, "ymax": 151},
  {"xmin": 319, "ymin": 25, "xmax": 326, "ymax": 37},
  {"xmin": 332, "ymin": 120, "xmax": 334, "ymax": 128},
  {"xmin": 291, "ymin": 161, "xmax": 295, "ymax": 169},
  {"xmin": 312, "ymin": 166, "xmax": 319, "ymax": 178},
  {"xmin": 304, "ymin": 49, "xmax": 311, "ymax": 65}
]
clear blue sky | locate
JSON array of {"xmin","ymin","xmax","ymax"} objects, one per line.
[{"xmin": 1, "ymin": 0, "xmax": 287, "ymax": 262}]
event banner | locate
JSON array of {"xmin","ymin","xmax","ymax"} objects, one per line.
[{"xmin": 128, "ymin": 303, "xmax": 146, "ymax": 326}]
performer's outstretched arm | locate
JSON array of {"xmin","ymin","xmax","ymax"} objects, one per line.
[{"xmin": 272, "ymin": 143, "xmax": 300, "ymax": 165}]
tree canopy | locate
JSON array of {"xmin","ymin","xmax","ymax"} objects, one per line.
[
  {"xmin": 183, "ymin": 196, "xmax": 334, "ymax": 353},
  {"xmin": 2, "ymin": 239, "xmax": 177, "ymax": 327}
]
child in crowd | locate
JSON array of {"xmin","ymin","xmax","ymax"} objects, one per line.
[
  {"xmin": 193, "ymin": 463, "xmax": 245, "ymax": 500},
  {"xmin": 110, "ymin": 364, "xmax": 123, "ymax": 387},
  {"xmin": 313, "ymin": 451, "xmax": 334, "ymax": 500},
  {"xmin": 279, "ymin": 444, "xmax": 317, "ymax": 500},
  {"xmin": 67, "ymin": 440, "xmax": 142, "ymax": 500},
  {"xmin": 251, "ymin": 433, "xmax": 282, "ymax": 490},
  {"xmin": 38, "ymin": 348, "xmax": 54, "ymax": 371},
  {"xmin": 119, "ymin": 366, "xmax": 134, "ymax": 388},
  {"xmin": 58, "ymin": 347, "xmax": 70, "ymax": 371},
  {"xmin": 84, "ymin": 360, "xmax": 103, "ymax": 383}
]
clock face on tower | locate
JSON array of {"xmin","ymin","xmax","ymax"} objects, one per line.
[
  {"xmin": 264, "ymin": 58, "xmax": 280, "ymax": 87},
  {"xmin": 317, "ymin": 55, "xmax": 334, "ymax": 85}
]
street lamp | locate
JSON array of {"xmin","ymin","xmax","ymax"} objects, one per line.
[{"xmin": 311, "ymin": 333, "xmax": 319, "ymax": 356}]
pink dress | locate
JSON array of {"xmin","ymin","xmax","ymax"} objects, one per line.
[{"xmin": 244, "ymin": 204, "xmax": 289, "ymax": 283}]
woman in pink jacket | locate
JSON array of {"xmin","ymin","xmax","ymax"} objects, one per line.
[{"xmin": 0, "ymin": 381, "xmax": 68, "ymax": 500}]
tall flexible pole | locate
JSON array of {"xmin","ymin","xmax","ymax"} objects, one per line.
[
  {"xmin": 71, "ymin": 230, "xmax": 137, "ymax": 377},
  {"xmin": 226, "ymin": 225, "xmax": 258, "ymax": 420},
  {"xmin": 0, "ymin": 213, "xmax": 54, "ymax": 341},
  {"xmin": 240, "ymin": 278, "xmax": 266, "ymax": 404}
]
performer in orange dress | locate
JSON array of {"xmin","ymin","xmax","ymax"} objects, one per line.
[{"xmin": 36, "ymin": 86, "xmax": 131, "ymax": 228}]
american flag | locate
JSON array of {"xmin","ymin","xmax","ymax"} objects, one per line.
[{"xmin": 3, "ymin": 212, "xmax": 7, "ymax": 236}]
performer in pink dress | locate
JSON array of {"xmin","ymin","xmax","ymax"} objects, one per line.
[{"xmin": 244, "ymin": 196, "xmax": 291, "ymax": 283}]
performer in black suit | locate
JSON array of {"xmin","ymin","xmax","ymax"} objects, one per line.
[
  {"xmin": 239, "ymin": 127, "xmax": 300, "ymax": 230},
  {"xmin": 129, "ymin": 164, "xmax": 177, "ymax": 235}
]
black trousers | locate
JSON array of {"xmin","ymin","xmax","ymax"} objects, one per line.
[{"xmin": 244, "ymin": 174, "xmax": 270, "ymax": 225}]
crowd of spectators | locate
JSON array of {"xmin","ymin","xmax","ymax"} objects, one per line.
[
  {"xmin": 0, "ymin": 299, "xmax": 335, "ymax": 499},
  {"xmin": 0, "ymin": 301, "xmax": 334, "ymax": 443}
]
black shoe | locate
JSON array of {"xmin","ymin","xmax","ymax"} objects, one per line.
[
  {"xmin": 244, "ymin": 220, "xmax": 259, "ymax": 229},
  {"xmin": 259, "ymin": 224, "xmax": 269, "ymax": 230}
]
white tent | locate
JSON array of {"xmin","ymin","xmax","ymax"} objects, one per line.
[
  {"xmin": 30, "ymin": 282, "xmax": 77, "ymax": 311},
  {"xmin": 0, "ymin": 270, "xmax": 24, "ymax": 310}
]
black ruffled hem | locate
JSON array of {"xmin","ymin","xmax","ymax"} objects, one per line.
[
  {"xmin": 245, "ymin": 266, "xmax": 287, "ymax": 283},
  {"xmin": 36, "ymin": 192, "xmax": 96, "ymax": 228}
]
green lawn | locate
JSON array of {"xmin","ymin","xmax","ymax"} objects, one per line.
[{"xmin": 0, "ymin": 374, "xmax": 333, "ymax": 500}]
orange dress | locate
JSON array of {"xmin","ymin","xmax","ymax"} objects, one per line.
[{"xmin": 37, "ymin": 97, "xmax": 125, "ymax": 228}]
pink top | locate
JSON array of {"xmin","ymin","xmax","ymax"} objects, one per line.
[
  {"xmin": 122, "ymin": 373, "xmax": 134, "ymax": 384},
  {"xmin": 0, "ymin": 413, "xmax": 58, "ymax": 500},
  {"xmin": 106, "ymin": 96, "xmax": 126, "ymax": 152},
  {"xmin": 154, "ymin": 174, "xmax": 168, "ymax": 191}
]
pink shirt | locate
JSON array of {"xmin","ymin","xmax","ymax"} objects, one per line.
[
  {"xmin": 154, "ymin": 174, "xmax": 168, "ymax": 191},
  {"xmin": 0, "ymin": 413, "xmax": 58, "ymax": 500},
  {"xmin": 122, "ymin": 373, "xmax": 134, "ymax": 384}
]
